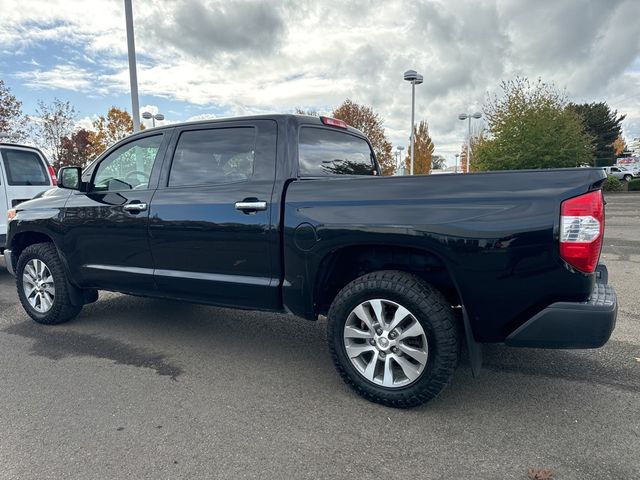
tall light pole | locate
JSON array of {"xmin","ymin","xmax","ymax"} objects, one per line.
[
  {"xmin": 454, "ymin": 153, "xmax": 460, "ymax": 173},
  {"xmin": 458, "ymin": 112, "xmax": 481, "ymax": 173},
  {"xmin": 404, "ymin": 70, "xmax": 423, "ymax": 175},
  {"xmin": 396, "ymin": 145, "xmax": 405, "ymax": 175},
  {"xmin": 124, "ymin": 0, "xmax": 141, "ymax": 132},
  {"xmin": 142, "ymin": 111, "xmax": 165, "ymax": 128}
]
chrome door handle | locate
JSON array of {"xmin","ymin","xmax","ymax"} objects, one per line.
[
  {"xmin": 123, "ymin": 202, "xmax": 148, "ymax": 212},
  {"xmin": 235, "ymin": 201, "xmax": 267, "ymax": 211}
]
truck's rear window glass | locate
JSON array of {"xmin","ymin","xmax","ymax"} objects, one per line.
[
  {"xmin": 298, "ymin": 127, "xmax": 375, "ymax": 176},
  {"xmin": 169, "ymin": 127, "xmax": 256, "ymax": 187},
  {"xmin": 2, "ymin": 149, "xmax": 49, "ymax": 186}
]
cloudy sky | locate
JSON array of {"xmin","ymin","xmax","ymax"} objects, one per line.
[{"xmin": 1, "ymin": 0, "xmax": 639, "ymax": 165}]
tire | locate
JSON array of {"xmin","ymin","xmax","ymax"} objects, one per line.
[
  {"xmin": 16, "ymin": 243, "xmax": 82, "ymax": 325},
  {"xmin": 624, "ymin": 175, "xmax": 632, "ymax": 182},
  {"xmin": 327, "ymin": 270, "xmax": 459, "ymax": 408}
]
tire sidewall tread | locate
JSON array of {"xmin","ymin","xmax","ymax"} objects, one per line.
[
  {"xmin": 16, "ymin": 243, "xmax": 82, "ymax": 325},
  {"xmin": 327, "ymin": 270, "xmax": 459, "ymax": 408}
]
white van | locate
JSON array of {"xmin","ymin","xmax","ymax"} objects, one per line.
[{"xmin": 0, "ymin": 143, "xmax": 57, "ymax": 251}]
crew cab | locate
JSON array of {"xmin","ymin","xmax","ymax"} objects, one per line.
[{"xmin": 3, "ymin": 115, "xmax": 617, "ymax": 408}]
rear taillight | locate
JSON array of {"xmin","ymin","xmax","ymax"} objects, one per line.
[
  {"xmin": 48, "ymin": 165, "xmax": 57, "ymax": 186},
  {"xmin": 559, "ymin": 190, "xmax": 604, "ymax": 273}
]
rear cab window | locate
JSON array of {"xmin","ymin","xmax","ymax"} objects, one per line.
[
  {"xmin": 1, "ymin": 149, "xmax": 49, "ymax": 186},
  {"xmin": 298, "ymin": 127, "xmax": 377, "ymax": 176}
]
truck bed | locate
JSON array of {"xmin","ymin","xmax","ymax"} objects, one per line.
[{"xmin": 282, "ymin": 168, "xmax": 606, "ymax": 342}]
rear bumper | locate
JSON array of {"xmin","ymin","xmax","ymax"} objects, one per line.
[
  {"xmin": 3, "ymin": 248, "xmax": 15, "ymax": 276},
  {"xmin": 505, "ymin": 280, "xmax": 617, "ymax": 349}
]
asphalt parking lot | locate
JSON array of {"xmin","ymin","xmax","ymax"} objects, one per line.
[{"xmin": 0, "ymin": 193, "xmax": 638, "ymax": 480}]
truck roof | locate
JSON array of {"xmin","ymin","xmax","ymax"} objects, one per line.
[{"xmin": 136, "ymin": 113, "xmax": 368, "ymax": 139}]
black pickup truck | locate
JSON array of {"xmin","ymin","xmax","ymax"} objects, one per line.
[{"xmin": 3, "ymin": 114, "xmax": 617, "ymax": 407}]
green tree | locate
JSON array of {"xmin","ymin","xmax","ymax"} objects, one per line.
[
  {"xmin": 0, "ymin": 80, "xmax": 27, "ymax": 142},
  {"xmin": 474, "ymin": 77, "xmax": 593, "ymax": 171},
  {"xmin": 31, "ymin": 99, "xmax": 77, "ymax": 166},
  {"xmin": 405, "ymin": 120, "xmax": 434, "ymax": 174},
  {"xmin": 332, "ymin": 99, "xmax": 395, "ymax": 176},
  {"xmin": 567, "ymin": 102, "xmax": 625, "ymax": 166}
]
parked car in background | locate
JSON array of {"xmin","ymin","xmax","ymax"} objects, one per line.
[
  {"xmin": 0, "ymin": 143, "xmax": 57, "ymax": 252},
  {"xmin": 603, "ymin": 165, "xmax": 637, "ymax": 181}
]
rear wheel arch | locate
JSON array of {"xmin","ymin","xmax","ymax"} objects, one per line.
[
  {"xmin": 314, "ymin": 244, "xmax": 483, "ymax": 377},
  {"xmin": 313, "ymin": 244, "xmax": 461, "ymax": 317}
]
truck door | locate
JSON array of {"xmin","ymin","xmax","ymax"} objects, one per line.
[
  {"xmin": 148, "ymin": 120, "xmax": 280, "ymax": 310},
  {"xmin": 62, "ymin": 132, "xmax": 169, "ymax": 293}
]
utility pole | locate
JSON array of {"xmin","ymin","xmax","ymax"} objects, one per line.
[
  {"xmin": 458, "ymin": 112, "xmax": 481, "ymax": 173},
  {"xmin": 124, "ymin": 0, "xmax": 141, "ymax": 132}
]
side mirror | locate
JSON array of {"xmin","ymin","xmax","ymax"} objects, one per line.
[{"xmin": 58, "ymin": 167, "xmax": 83, "ymax": 190}]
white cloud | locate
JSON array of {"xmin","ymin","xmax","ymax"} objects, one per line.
[
  {"xmin": 1, "ymin": 0, "xmax": 639, "ymax": 166},
  {"xmin": 186, "ymin": 113, "xmax": 217, "ymax": 122},
  {"xmin": 75, "ymin": 115, "xmax": 97, "ymax": 132}
]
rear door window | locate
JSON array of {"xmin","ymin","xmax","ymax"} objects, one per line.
[
  {"xmin": 298, "ymin": 127, "xmax": 376, "ymax": 176},
  {"xmin": 1, "ymin": 149, "xmax": 49, "ymax": 186},
  {"xmin": 168, "ymin": 127, "xmax": 256, "ymax": 187}
]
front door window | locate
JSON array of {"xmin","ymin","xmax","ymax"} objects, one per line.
[{"xmin": 93, "ymin": 135, "xmax": 163, "ymax": 191}]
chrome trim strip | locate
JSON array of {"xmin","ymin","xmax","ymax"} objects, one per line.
[
  {"xmin": 83, "ymin": 264, "xmax": 273, "ymax": 286},
  {"xmin": 84, "ymin": 264, "xmax": 154, "ymax": 275},
  {"xmin": 154, "ymin": 269, "xmax": 273, "ymax": 286},
  {"xmin": 3, "ymin": 249, "xmax": 15, "ymax": 276}
]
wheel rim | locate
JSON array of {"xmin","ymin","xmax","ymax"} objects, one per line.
[
  {"xmin": 343, "ymin": 299, "xmax": 428, "ymax": 388},
  {"xmin": 22, "ymin": 259, "xmax": 55, "ymax": 313}
]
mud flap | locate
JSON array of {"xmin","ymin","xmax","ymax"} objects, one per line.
[{"xmin": 462, "ymin": 305, "xmax": 482, "ymax": 377}]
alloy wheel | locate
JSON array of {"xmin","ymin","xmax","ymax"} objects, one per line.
[
  {"xmin": 22, "ymin": 259, "xmax": 55, "ymax": 313},
  {"xmin": 343, "ymin": 298, "xmax": 428, "ymax": 388}
]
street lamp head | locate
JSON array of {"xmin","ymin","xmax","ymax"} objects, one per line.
[
  {"xmin": 455, "ymin": 153, "xmax": 460, "ymax": 158},
  {"xmin": 414, "ymin": 74, "xmax": 423, "ymax": 85},
  {"xmin": 403, "ymin": 70, "xmax": 422, "ymax": 82},
  {"xmin": 154, "ymin": 113, "xmax": 165, "ymax": 121},
  {"xmin": 397, "ymin": 146, "xmax": 405, "ymax": 151},
  {"xmin": 141, "ymin": 111, "xmax": 153, "ymax": 119},
  {"xmin": 472, "ymin": 112, "xmax": 482, "ymax": 119},
  {"xmin": 458, "ymin": 113, "xmax": 468, "ymax": 120}
]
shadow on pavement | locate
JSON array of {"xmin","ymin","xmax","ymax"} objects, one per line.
[
  {"xmin": 3, "ymin": 320, "xmax": 183, "ymax": 380},
  {"xmin": 3, "ymin": 292, "xmax": 638, "ymax": 402}
]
